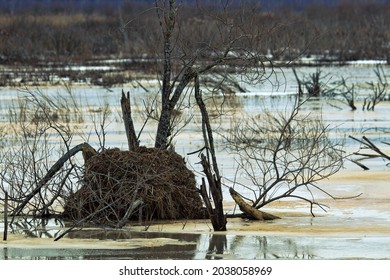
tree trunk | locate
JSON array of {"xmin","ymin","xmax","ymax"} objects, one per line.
[
  {"xmin": 200, "ymin": 155, "xmax": 227, "ymax": 231},
  {"xmin": 195, "ymin": 75, "xmax": 226, "ymax": 231},
  {"xmin": 121, "ymin": 90, "xmax": 139, "ymax": 150},
  {"xmin": 155, "ymin": 104, "xmax": 172, "ymax": 149},
  {"xmin": 155, "ymin": 0, "xmax": 175, "ymax": 149},
  {"xmin": 155, "ymin": 67, "xmax": 195, "ymax": 149},
  {"xmin": 292, "ymin": 68, "xmax": 304, "ymax": 96},
  {"xmin": 229, "ymin": 188, "xmax": 280, "ymax": 220}
]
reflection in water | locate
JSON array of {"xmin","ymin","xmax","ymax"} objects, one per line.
[
  {"xmin": 204, "ymin": 235, "xmax": 315, "ymax": 260},
  {"xmin": 7, "ymin": 217, "xmax": 64, "ymax": 239},
  {"xmin": 3, "ymin": 247, "xmax": 8, "ymax": 260},
  {"xmin": 2, "ymin": 219, "xmax": 390, "ymax": 259},
  {"xmin": 1, "ymin": 218, "xmax": 317, "ymax": 260},
  {"xmin": 206, "ymin": 234, "xmax": 227, "ymax": 260}
]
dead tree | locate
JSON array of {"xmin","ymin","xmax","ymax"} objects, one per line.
[
  {"xmin": 293, "ymin": 68, "xmax": 332, "ymax": 97},
  {"xmin": 333, "ymin": 77, "xmax": 357, "ymax": 110},
  {"xmin": 121, "ymin": 90, "xmax": 139, "ymax": 150},
  {"xmin": 364, "ymin": 65, "xmax": 389, "ymax": 111},
  {"xmin": 330, "ymin": 65, "xmax": 388, "ymax": 112},
  {"xmin": 226, "ymin": 98, "xmax": 351, "ymax": 217},
  {"xmin": 229, "ymin": 188, "xmax": 279, "ymax": 220},
  {"xmin": 150, "ymin": 0, "xmax": 276, "ymax": 149},
  {"xmin": 194, "ymin": 75, "xmax": 226, "ymax": 231}
]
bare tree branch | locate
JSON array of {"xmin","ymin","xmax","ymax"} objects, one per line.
[{"xmin": 226, "ymin": 97, "xmax": 348, "ymax": 217}]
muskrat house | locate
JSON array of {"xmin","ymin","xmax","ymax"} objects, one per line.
[{"xmin": 62, "ymin": 147, "xmax": 207, "ymax": 224}]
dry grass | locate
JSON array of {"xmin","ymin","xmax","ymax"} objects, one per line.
[{"xmin": 0, "ymin": 13, "xmax": 106, "ymax": 26}]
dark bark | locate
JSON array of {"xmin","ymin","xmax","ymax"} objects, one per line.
[
  {"xmin": 349, "ymin": 135, "xmax": 390, "ymax": 170},
  {"xmin": 155, "ymin": 104, "xmax": 172, "ymax": 149},
  {"xmin": 292, "ymin": 68, "xmax": 304, "ymax": 96},
  {"xmin": 155, "ymin": 67, "xmax": 196, "ymax": 149},
  {"xmin": 195, "ymin": 74, "xmax": 226, "ymax": 231},
  {"xmin": 199, "ymin": 154, "xmax": 226, "ymax": 231},
  {"xmin": 154, "ymin": 0, "xmax": 174, "ymax": 149},
  {"xmin": 121, "ymin": 90, "xmax": 139, "ymax": 150}
]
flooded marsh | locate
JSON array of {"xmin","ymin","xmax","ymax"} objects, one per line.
[{"xmin": 1, "ymin": 65, "xmax": 390, "ymax": 260}]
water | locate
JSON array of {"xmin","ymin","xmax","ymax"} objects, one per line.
[
  {"xmin": 1, "ymin": 64, "xmax": 390, "ymax": 259},
  {"xmin": 2, "ymin": 225, "xmax": 390, "ymax": 260}
]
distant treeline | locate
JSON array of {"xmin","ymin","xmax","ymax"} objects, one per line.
[
  {"xmin": 0, "ymin": 0, "xmax": 389, "ymax": 64},
  {"xmin": 1, "ymin": 0, "xmax": 390, "ymax": 13}
]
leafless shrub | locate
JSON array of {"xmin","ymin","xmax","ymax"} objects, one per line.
[
  {"xmin": 293, "ymin": 68, "xmax": 333, "ymax": 97},
  {"xmin": 226, "ymin": 98, "xmax": 349, "ymax": 216},
  {"xmin": 330, "ymin": 65, "xmax": 389, "ymax": 111},
  {"xmin": 0, "ymin": 94, "xmax": 80, "ymax": 218},
  {"xmin": 331, "ymin": 77, "xmax": 357, "ymax": 110},
  {"xmin": 364, "ymin": 64, "xmax": 389, "ymax": 111},
  {"xmin": 0, "ymin": 85, "xmax": 114, "ymax": 222},
  {"xmin": 294, "ymin": 65, "xmax": 389, "ymax": 112}
]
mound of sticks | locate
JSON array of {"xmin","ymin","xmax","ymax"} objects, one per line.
[{"xmin": 63, "ymin": 147, "xmax": 205, "ymax": 225}]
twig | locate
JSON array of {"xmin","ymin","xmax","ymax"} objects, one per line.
[
  {"xmin": 349, "ymin": 135, "xmax": 390, "ymax": 167},
  {"xmin": 54, "ymin": 199, "xmax": 119, "ymax": 241},
  {"xmin": 117, "ymin": 199, "xmax": 143, "ymax": 229}
]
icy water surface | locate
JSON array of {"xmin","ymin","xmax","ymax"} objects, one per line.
[{"xmin": 1, "ymin": 65, "xmax": 390, "ymax": 259}]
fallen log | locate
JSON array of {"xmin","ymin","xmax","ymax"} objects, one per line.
[{"xmin": 229, "ymin": 188, "xmax": 280, "ymax": 220}]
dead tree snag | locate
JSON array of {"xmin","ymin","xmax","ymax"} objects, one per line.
[
  {"xmin": 194, "ymin": 75, "xmax": 226, "ymax": 231},
  {"xmin": 121, "ymin": 90, "xmax": 139, "ymax": 150}
]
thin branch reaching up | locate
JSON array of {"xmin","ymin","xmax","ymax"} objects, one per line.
[{"xmin": 12, "ymin": 142, "xmax": 97, "ymax": 218}]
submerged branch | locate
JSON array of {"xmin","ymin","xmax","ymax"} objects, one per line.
[{"xmin": 349, "ymin": 135, "xmax": 390, "ymax": 169}]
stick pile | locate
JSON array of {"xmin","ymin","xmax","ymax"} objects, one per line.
[{"xmin": 63, "ymin": 147, "xmax": 205, "ymax": 225}]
